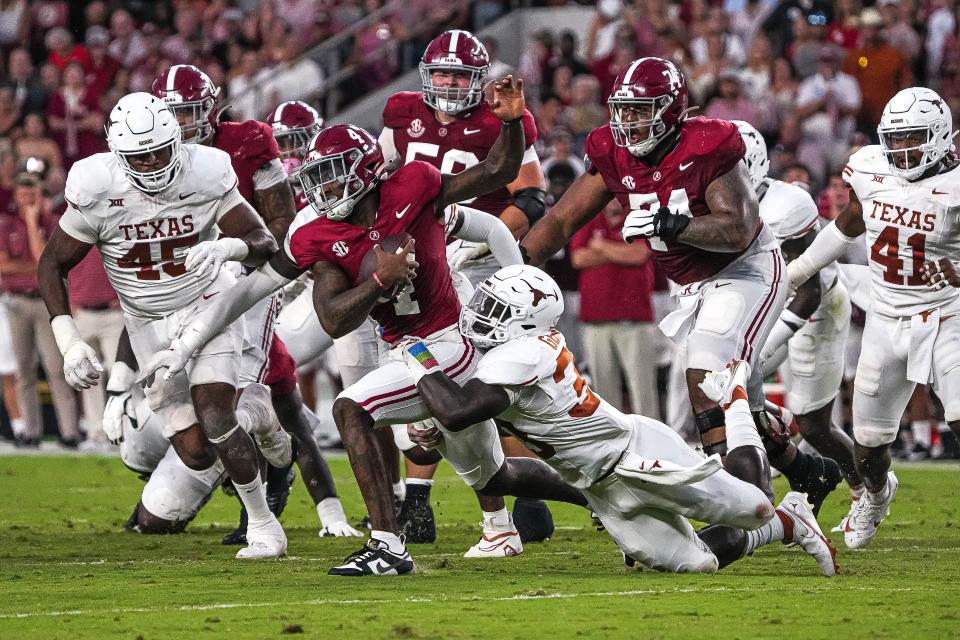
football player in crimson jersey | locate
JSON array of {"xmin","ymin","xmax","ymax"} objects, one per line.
[
  {"xmin": 522, "ymin": 57, "xmax": 800, "ymax": 508},
  {"xmin": 379, "ymin": 29, "xmax": 552, "ymax": 549},
  {"xmin": 142, "ymin": 77, "xmax": 590, "ymax": 577},
  {"xmin": 149, "ymin": 65, "xmax": 361, "ymax": 540},
  {"xmin": 267, "ymin": 100, "xmax": 325, "ymax": 212}
]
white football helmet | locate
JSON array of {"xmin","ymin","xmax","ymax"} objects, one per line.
[
  {"xmin": 878, "ymin": 87, "xmax": 953, "ymax": 181},
  {"xmin": 460, "ymin": 264, "xmax": 564, "ymax": 348},
  {"xmin": 733, "ymin": 120, "xmax": 769, "ymax": 190},
  {"xmin": 106, "ymin": 92, "xmax": 183, "ymax": 193}
]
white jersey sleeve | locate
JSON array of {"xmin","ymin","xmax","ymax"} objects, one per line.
[
  {"xmin": 474, "ymin": 335, "xmax": 557, "ymax": 389},
  {"xmin": 759, "ymin": 179, "xmax": 820, "ymax": 240},
  {"xmin": 378, "ymin": 127, "xmax": 400, "ymax": 165},
  {"xmin": 61, "ymin": 155, "xmax": 114, "ymax": 244}
]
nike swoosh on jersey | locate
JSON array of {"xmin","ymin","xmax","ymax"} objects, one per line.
[
  {"xmin": 933, "ymin": 189, "xmax": 949, "ymax": 195},
  {"xmin": 395, "ymin": 204, "xmax": 412, "ymax": 219},
  {"xmin": 679, "ymin": 162, "xmax": 694, "ymax": 171},
  {"xmin": 464, "ymin": 128, "xmax": 482, "ymax": 135},
  {"xmin": 202, "ymin": 291, "xmax": 219, "ymax": 300},
  {"xmin": 179, "ymin": 192, "xmax": 196, "ymax": 200}
]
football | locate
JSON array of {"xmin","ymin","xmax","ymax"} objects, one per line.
[{"xmin": 358, "ymin": 231, "xmax": 413, "ymax": 301}]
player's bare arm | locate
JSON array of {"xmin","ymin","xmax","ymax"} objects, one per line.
[
  {"xmin": 252, "ymin": 180, "xmax": 297, "ymax": 245},
  {"xmin": 679, "ymin": 162, "xmax": 760, "ymax": 252},
  {"xmin": 781, "ymin": 232, "xmax": 822, "ymax": 319},
  {"xmin": 37, "ymin": 228, "xmax": 94, "ymax": 318},
  {"xmin": 417, "ymin": 374, "xmax": 511, "ymax": 432},
  {"xmin": 436, "ymin": 76, "xmax": 526, "ymax": 212},
  {"xmin": 217, "ymin": 200, "xmax": 279, "ymax": 267},
  {"xmin": 311, "ymin": 240, "xmax": 418, "ymax": 338},
  {"xmin": 521, "ymin": 171, "xmax": 613, "ymax": 266}
]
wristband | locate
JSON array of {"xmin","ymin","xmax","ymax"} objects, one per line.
[
  {"xmin": 50, "ymin": 315, "xmax": 82, "ymax": 355},
  {"xmin": 372, "ymin": 271, "xmax": 389, "ymax": 289},
  {"xmin": 404, "ymin": 341, "xmax": 440, "ymax": 384}
]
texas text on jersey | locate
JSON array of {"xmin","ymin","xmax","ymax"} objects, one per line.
[
  {"xmin": 586, "ymin": 116, "xmax": 773, "ymax": 285},
  {"xmin": 844, "ymin": 144, "xmax": 960, "ymax": 317},
  {"xmin": 382, "ymin": 91, "xmax": 537, "ymax": 214},
  {"xmin": 60, "ymin": 144, "xmax": 242, "ymax": 317},
  {"xmin": 284, "ymin": 161, "xmax": 460, "ymax": 343}
]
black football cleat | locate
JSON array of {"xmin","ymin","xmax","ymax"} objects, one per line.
[
  {"xmin": 328, "ymin": 537, "xmax": 415, "ymax": 576},
  {"xmin": 512, "ymin": 498, "xmax": 554, "ymax": 543},
  {"xmin": 786, "ymin": 452, "xmax": 843, "ymax": 516},
  {"xmin": 397, "ymin": 496, "xmax": 436, "ymax": 544}
]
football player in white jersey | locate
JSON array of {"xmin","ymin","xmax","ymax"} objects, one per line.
[
  {"xmin": 37, "ymin": 92, "xmax": 287, "ymax": 559},
  {"xmin": 789, "ymin": 87, "xmax": 960, "ymax": 549},
  {"xmin": 735, "ymin": 122, "xmax": 858, "ymax": 505},
  {"xmin": 401, "ymin": 265, "xmax": 837, "ymax": 575}
]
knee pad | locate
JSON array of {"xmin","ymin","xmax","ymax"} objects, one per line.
[
  {"xmin": 674, "ymin": 554, "xmax": 720, "ymax": 574},
  {"xmin": 853, "ymin": 422, "xmax": 898, "ymax": 448},
  {"xmin": 695, "ymin": 406, "xmax": 727, "ymax": 456},
  {"xmin": 141, "ymin": 481, "xmax": 193, "ymax": 523}
]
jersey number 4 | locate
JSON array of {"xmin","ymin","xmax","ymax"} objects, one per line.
[
  {"xmin": 117, "ymin": 235, "xmax": 199, "ymax": 281},
  {"xmin": 871, "ymin": 225, "xmax": 926, "ymax": 286},
  {"xmin": 628, "ymin": 189, "xmax": 693, "ymax": 251}
]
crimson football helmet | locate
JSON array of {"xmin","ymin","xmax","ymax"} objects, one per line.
[
  {"xmin": 608, "ymin": 57, "xmax": 689, "ymax": 157},
  {"xmin": 419, "ymin": 30, "xmax": 489, "ymax": 115},
  {"xmin": 151, "ymin": 64, "xmax": 220, "ymax": 143},
  {"xmin": 266, "ymin": 100, "xmax": 324, "ymax": 177},
  {"xmin": 299, "ymin": 124, "xmax": 386, "ymax": 221}
]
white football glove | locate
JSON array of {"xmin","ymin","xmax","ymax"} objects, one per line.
[
  {"xmin": 184, "ymin": 238, "xmax": 248, "ymax": 282},
  {"xmin": 62, "ymin": 341, "xmax": 103, "ymax": 390},
  {"xmin": 138, "ymin": 337, "xmax": 193, "ymax": 386},
  {"xmin": 446, "ymin": 239, "xmax": 489, "ymax": 271},
  {"xmin": 621, "ymin": 208, "xmax": 657, "ymax": 244},
  {"xmin": 103, "ymin": 362, "xmax": 137, "ymax": 444},
  {"xmin": 317, "ymin": 498, "xmax": 364, "ymax": 537}
]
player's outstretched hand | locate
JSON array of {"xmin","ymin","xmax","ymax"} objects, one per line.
[
  {"xmin": 488, "ymin": 75, "xmax": 526, "ymax": 123},
  {"xmin": 138, "ymin": 338, "xmax": 192, "ymax": 386},
  {"xmin": 62, "ymin": 340, "xmax": 103, "ymax": 390},
  {"xmin": 921, "ymin": 258, "xmax": 960, "ymax": 290},
  {"xmin": 374, "ymin": 239, "xmax": 418, "ymax": 289},
  {"xmin": 622, "ymin": 207, "xmax": 657, "ymax": 244}
]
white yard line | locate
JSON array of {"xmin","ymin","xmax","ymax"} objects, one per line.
[{"xmin": 0, "ymin": 585, "xmax": 942, "ymax": 620}]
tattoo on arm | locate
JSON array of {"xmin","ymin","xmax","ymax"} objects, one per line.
[
  {"xmin": 253, "ymin": 181, "xmax": 296, "ymax": 245},
  {"xmin": 680, "ymin": 163, "xmax": 759, "ymax": 252},
  {"xmin": 311, "ymin": 261, "xmax": 383, "ymax": 338}
]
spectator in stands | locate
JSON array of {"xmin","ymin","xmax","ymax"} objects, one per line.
[
  {"xmin": 691, "ymin": 7, "xmax": 747, "ymax": 67},
  {"xmin": 550, "ymin": 30, "xmax": 591, "ymax": 80},
  {"xmin": 729, "ymin": 0, "xmax": 778, "ymax": 52},
  {"xmin": 930, "ymin": 0, "xmax": 959, "ymax": 87},
  {"xmin": 590, "ymin": 23, "xmax": 640, "ymax": 98},
  {"xmin": 561, "ymin": 74, "xmax": 606, "ymax": 150},
  {"xmin": 549, "ymin": 64, "xmax": 574, "ymax": 106},
  {"xmin": 827, "ymin": 0, "xmax": 863, "ymax": 50},
  {"xmin": 520, "ymin": 29, "xmax": 555, "ymax": 103},
  {"xmin": 68, "ymin": 249, "xmax": 122, "ymax": 451},
  {"xmin": 45, "ymin": 27, "xmax": 88, "ymax": 71},
  {"xmin": 84, "ymin": 1, "xmax": 109, "ymax": 30},
  {"xmin": 0, "ymin": 173, "xmax": 79, "ymax": 447},
  {"xmin": 843, "ymin": 7, "xmax": 913, "ymax": 133},
  {"xmin": 571, "ymin": 200, "xmax": 659, "ymax": 418},
  {"xmin": 160, "ymin": 6, "xmax": 200, "ymax": 65},
  {"xmin": 46, "ymin": 61, "xmax": 105, "ymax": 169},
  {"xmin": 0, "ymin": 86, "xmax": 22, "ymax": 138},
  {"xmin": 780, "ymin": 161, "xmax": 815, "ymax": 191},
  {"xmin": 705, "ymin": 71, "xmax": 760, "ymax": 126},
  {"xmin": 82, "ymin": 26, "xmax": 119, "ymax": 99},
  {"xmin": 108, "ymin": 8, "xmax": 147, "ymax": 70},
  {"xmin": 689, "ymin": 31, "xmax": 731, "ymax": 103},
  {"xmin": 585, "ymin": 0, "xmax": 625, "ymax": 61},
  {"xmin": 266, "ymin": 35, "xmax": 325, "ymax": 115},
  {"xmin": 879, "ymin": 0, "xmax": 922, "ymax": 67},
  {"xmin": 531, "ymin": 95, "xmax": 564, "ymax": 158},
  {"xmin": 38, "ymin": 62, "xmax": 60, "ymax": 96},
  {"xmin": 484, "ymin": 37, "xmax": 514, "ymax": 80},
  {"xmin": 794, "ymin": 46, "xmax": 861, "ymax": 184},
  {"xmin": 5, "ymin": 48, "xmax": 48, "ymax": 115},
  {"xmin": 30, "ymin": 0, "xmax": 68, "ymax": 34},
  {"xmin": 540, "ymin": 128, "xmax": 585, "ymax": 178},
  {"xmin": 228, "ymin": 49, "xmax": 273, "ymax": 123},
  {"xmin": 14, "ymin": 113, "xmax": 61, "ymax": 178},
  {"xmin": 0, "ymin": 0, "xmax": 29, "ymax": 52},
  {"xmin": 789, "ymin": 10, "xmax": 831, "ymax": 79},
  {"xmin": 0, "ymin": 142, "xmax": 17, "ymax": 217}
]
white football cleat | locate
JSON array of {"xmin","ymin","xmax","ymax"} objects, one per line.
[
  {"xmin": 831, "ymin": 492, "xmax": 861, "ymax": 533},
  {"xmin": 699, "ymin": 360, "xmax": 751, "ymax": 406},
  {"xmin": 236, "ymin": 515, "xmax": 287, "ymax": 559},
  {"xmin": 239, "ymin": 383, "xmax": 292, "ymax": 467},
  {"xmin": 777, "ymin": 491, "xmax": 838, "ymax": 577},
  {"xmin": 463, "ymin": 529, "xmax": 523, "ymax": 558},
  {"xmin": 843, "ymin": 471, "xmax": 898, "ymax": 549}
]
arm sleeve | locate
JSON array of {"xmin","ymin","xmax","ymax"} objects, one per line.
[
  {"xmin": 180, "ymin": 261, "xmax": 292, "ymax": 353},
  {"xmin": 787, "ymin": 221, "xmax": 860, "ymax": 287},
  {"xmin": 251, "ymin": 158, "xmax": 287, "ymax": 191},
  {"xmin": 379, "ymin": 127, "xmax": 400, "ymax": 165},
  {"xmin": 450, "ymin": 204, "xmax": 522, "ymax": 267}
]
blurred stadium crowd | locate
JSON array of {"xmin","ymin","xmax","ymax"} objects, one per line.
[{"xmin": 0, "ymin": 0, "xmax": 956, "ymax": 459}]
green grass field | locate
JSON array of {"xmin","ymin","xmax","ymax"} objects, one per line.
[{"xmin": 1, "ymin": 456, "xmax": 959, "ymax": 640}]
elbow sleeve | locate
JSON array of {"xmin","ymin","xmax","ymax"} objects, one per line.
[{"xmin": 513, "ymin": 187, "xmax": 547, "ymax": 226}]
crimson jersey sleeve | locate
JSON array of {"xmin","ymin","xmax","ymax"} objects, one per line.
[
  {"xmin": 518, "ymin": 108, "xmax": 538, "ymax": 150},
  {"xmin": 215, "ymin": 120, "xmax": 281, "ymax": 200},
  {"xmin": 382, "ymin": 91, "xmax": 421, "ymax": 129},
  {"xmin": 689, "ymin": 118, "xmax": 745, "ymax": 185}
]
